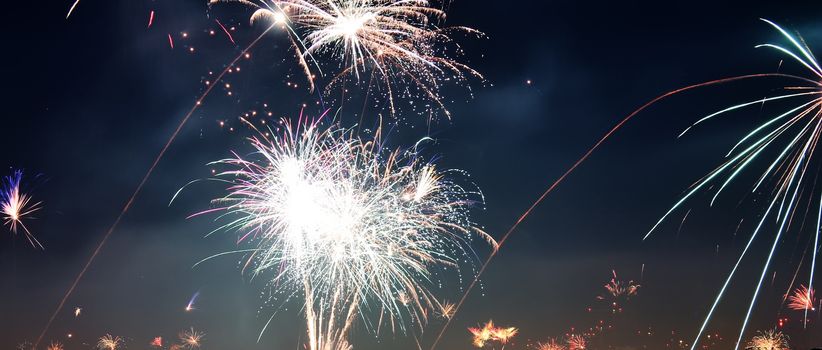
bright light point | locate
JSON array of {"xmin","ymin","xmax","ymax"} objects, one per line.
[
  {"xmin": 185, "ymin": 291, "xmax": 199, "ymax": 312},
  {"xmin": 340, "ymin": 18, "xmax": 362, "ymax": 37}
]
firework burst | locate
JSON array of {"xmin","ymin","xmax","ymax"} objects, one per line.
[
  {"xmin": 602, "ymin": 270, "xmax": 639, "ymax": 299},
  {"xmin": 179, "ymin": 328, "xmax": 205, "ymax": 349},
  {"xmin": 597, "ymin": 270, "xmax": 639, "ymax": 314},
  {"xmin": 787, "ymin": 284, "xmax": 816, "ymax": 312},
  {"xmin": 436, "ymin": 301, "xmax": 456, "ymax": 320},
  {"xmin": 1, "ymin": 170, "xmax": 43, "ymax": 249},
  {"xmin": 150, "ymin": 337, "xmax": 163, "ymax": 348},
  {"xmin": 745, "ymin": 330, "xmax": 789, "ymax": 350},
  {"xmin": 491, "ymin": 326, "xmax": 519, "ymax": 345},
  {"xmin": 534, "ymin": 338, "xmax": 566, "ymax": 350},
  {"xmin": 96, "ymin": 335, "xmax": 123, "ymax": 350},
  {"xmin": 210, "ymin": 0, "xmax": 482, "ymax": 117},
  {"xmin": 47, "ymin": 341, "xmax": 64, "ymax": 350},
  {"xmin": 200, "ymin": 116, "xmax": 494, "ymax": 349},
  {"xmin": 641, "ymin": 19, "xmax": 822, "ymax": 349},
  {"xmin": 566, "ymin": 334, "xmax": 587, "ymax": 350},
  {"xmin": 468, "ymin": 320, "xmax": 517, "ymax": 349}
]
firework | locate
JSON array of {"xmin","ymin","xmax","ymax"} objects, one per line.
[
  {"xmin": 96, "ymin": 335, "xmax": 123, "ymax": 350},
  {"xmin": 74, "ymin": 307, "xmax": 81, "ymax": 318},
  {"xmin": 210, "ymin": 0, "xmax": 482, "ymax": 117},
  {"xmin": 596, "ymin": 270, "xmax": 639, "ymax": 314},
  {"xmin": 179, "ymin": 328, "xmax": 205, "ymax": 349},
  {"xmin": 745, "ymin": 330, "xmax": 789, "ymax": 350},
  {"xmin": 437, "ymin": 301, "xmax": 456, "ymax": 320},
  {"xmin": 47, "ymin": 341, "xmax": 64, "ymax": 350},
  {"xmin": 601, "ymin": 269, "xmax": 638, "ymax": 310},
  {"xmin": 602, "ymin": 270, "xmax": 640, "ymax": 298},
  {"xmin": 468, "ymin": 320, "xmax": 495, "ymax": 348},
  {"xmin": 468, "ymin": 320, "xmax": 518, "ymax": 349},
  {"xmin": 491, "ymin": 326, "xmax": 519, "ymax": 345},
  {"xmin": 637, "ymin": 19, "xmax": 822, "ymax": 350},
  {"xmin": 535, "ymin": 339, "xmax": 566, "ymax": 350},
  {"xmin": 1, "ymin": 170, "xmax": 43, "ymax": 249},
  {"xmin": 201, "ymin": 116, "xmax": 494, "ymax": 349},
  {"xmin": 185, "ymin": 291, "xmax": 199, "ymax": 312},
  {"xmin": 37, "ymin": 5, "xmax": 289, "ymax": 349},
  {"xmin": 150, "ymin": 337, "xmax": 163, "ymax": 347},
  {"xmin": 566, "ymin": 334, "xmax": 587, "ymax": 350},
  {"xmin": 787, "ymin": 284, "xmax": 816, "ymax": 312}
]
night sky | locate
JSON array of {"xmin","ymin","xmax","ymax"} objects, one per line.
[{"xmin": 2, "ymin": 1, "xmax": 822, "ymax": 349}]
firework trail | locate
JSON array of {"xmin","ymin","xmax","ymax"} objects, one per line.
[
  {"xmin": 746, "ymin": 330, "xmax": 789, "ymax": 350},
  {"xmin": 639, "ymin": 19, "xmax": 822, "ymax": 349},
  {"xmin": 429, "ymin": 20, "xmax": 822, "ymax": 350},
  {"xmin": 198, "ymin": 116, "xmax": 495, "ymax": 349},
  {"xmin": 44, "ymin": 0, "xmax": 472, "ymax": 346},
  {"xmin": 216, "ymin": 19, "xmax": 237, "ymax": 45},
  {"xmin": 33, "ymin": 23, "xmax": 282, "ymax": 350},
  {"xmin": 185, "ymin": 291, "xmax": 200, "ymax": 311},
  {"xmin": 427, "ymin": 72, "xmax": 786, "ymax": 350},
  {"xmin": 1, "ymin": 170, "xmax": 43, "ymax": 249},
  {"xmin": 210, "ymin": 0, "xmax": 482, "ymax": 117},
  {"xmin": 96, "ymin": 335, "xmax": 123, "ymax": 350},
  {"xmin": 66, "ymin": 0, "xmax": 80, "ymax": 18}
]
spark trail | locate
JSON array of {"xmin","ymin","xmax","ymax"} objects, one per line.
[
  {"xmin": 32, "ymin": 24, "xmax": 279, "ymax": 350},
  {"xmin": 427, "ymin": 72, "xmax": 790, "ymax": 350}
]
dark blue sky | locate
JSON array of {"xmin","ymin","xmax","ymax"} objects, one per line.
[{"xmin": 1, "ymin": 1, "xmax": 822, "ymax": 349}]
